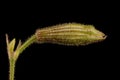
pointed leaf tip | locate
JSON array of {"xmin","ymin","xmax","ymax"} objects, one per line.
[
  {"xmin": 9, "ymin": 38, "xmax": 16, "ymax": 53},
  {"xmin": 6, "ymin": 34, "xmax": 9, "ymax": 47}
]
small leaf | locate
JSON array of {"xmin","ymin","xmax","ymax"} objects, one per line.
[
  {"xmin": 16, "ymin": 40, "xmax": 22, "ymax": 50},
  {"xmin": 6, "ymin": 34, "xmax": 9, "ymax": 47},
  {"xmin": 9, "ymin": 38, "xmax": 16, "ymax": 53},
  {"xmin": 14, "ymin": 40, "xmax": 22, "ymax": 60}
]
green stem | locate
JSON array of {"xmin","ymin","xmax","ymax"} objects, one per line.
[
  {"xmin": 14, "ymin": 35, "xmax": 36, "ymax": 60},
  {"xmin": 9, "ymin": 58, "xmax": 15, "ymax": 80},
  {"xmin": 8, "ymin": 35, "xmax": 37, "ymax": 80},
  {"xmin": 19, "ymin": 35, "xmax": 36, "ymax": 54}
]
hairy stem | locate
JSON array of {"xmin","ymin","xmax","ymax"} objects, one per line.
[
  {"xmin": 8, "ymin": 35, "xmax": 37, "ymax": 80},
  {"xmin": 9, "ymin": 58, "xmax": 15, "ymax": 80},
  {"xmin": 14, "ymin": 35, "xmax": 36, "ymax": 60},
  {"xmin": 19, "ymin": 35, "xmax": 36, "ymax": 54}
]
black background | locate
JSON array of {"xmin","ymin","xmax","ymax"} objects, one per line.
[{"xmin": 0, "ymin": 2, "xmax": 118, "ymax": 80}]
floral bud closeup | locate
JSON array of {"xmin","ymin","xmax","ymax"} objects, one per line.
[{"xmin": 35, "ymin": 23, "xmax": 107, "ymax": 46}]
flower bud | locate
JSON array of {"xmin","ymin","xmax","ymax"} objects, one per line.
[{"xmin": 35, "ymin": 23, "xmax": 107, "ymax": 46}]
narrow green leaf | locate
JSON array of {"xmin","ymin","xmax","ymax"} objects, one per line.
[
  {"xmin": 16, "ymin": 40, "xmax": 22, "ymax": 50},
  {"xmin": 9, "ymin": 38, "xmax": 16, "ymax": 53}
]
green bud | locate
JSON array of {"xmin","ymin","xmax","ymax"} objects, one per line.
[{"xmin": 35, "ymin": 23, "xmax": 107, "ymax": 46}]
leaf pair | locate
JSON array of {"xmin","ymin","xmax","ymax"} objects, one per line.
[{"xmin": 6, "ymin": 34, "xmax": 21, "ymax": 60}]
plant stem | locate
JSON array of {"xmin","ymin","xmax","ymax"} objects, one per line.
[
  {"xmin": 9, "ymin": 58, "xmax": 15, "ymax": 80},
  {"xmin": 19, "ymin": 35, "xmax": 36, "ymax": 54},
  {"xmin": 14, "ymin": 35, "xmax": 36, "ymax": 60},
  {"xmin": 8, "ymin": 35, "xmax": 37, "ymax": 80}
]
